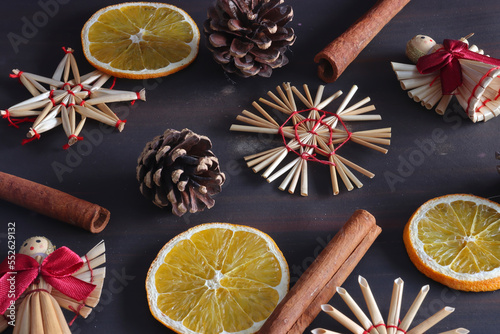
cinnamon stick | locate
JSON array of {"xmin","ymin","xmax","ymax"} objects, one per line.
[
  {"xmin": 257, "ymin": 209, "xmax": 381, "ymax": 334},
  {"xmin": 314, "ymin": 0, "xmax": 411, "ymax": 82},
  {"xmin": 0, "ymin": 171, "xmax": 109, "ymax": 233}
]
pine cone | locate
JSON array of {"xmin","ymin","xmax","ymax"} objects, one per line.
[
  {"xmin": 136, "ymin": 129, "xmax": 226, "ymax": 217},
  {"xmin": 204, "ymin": 0, "xmax": 296, "ymax": 78},
  {"xmin": 496, "ymin": 151, "xmax": 500, "ymax": 174}
]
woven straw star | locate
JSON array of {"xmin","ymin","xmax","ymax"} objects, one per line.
[
  {"xmin": 2, "ymin": 47, "xmax": 145, "ymax": 149},
  {"xmin": 230, "ymin": 83, "xmax": 391, "ymax": 196},
  {"xmin": 313, "ymin": 276, "xmax": 468, "ymax": 334}
]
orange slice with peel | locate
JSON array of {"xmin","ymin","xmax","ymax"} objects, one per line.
[
  {"xmin": 404, "ymin": 194, "xmax": 500, "ymax": 291},
  {"xmin": 146, "ymin": 223, "xmax": 289, "ymax": 333},
  {"xmin": 82, "ymin": 2, "xmax": 199, "ymax": 79}
]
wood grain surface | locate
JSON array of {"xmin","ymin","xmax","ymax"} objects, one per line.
[{"xmin": 0, "ymin": 0, "xmax": 499, "ymax": 333}]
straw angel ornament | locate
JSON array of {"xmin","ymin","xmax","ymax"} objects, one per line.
[
  {"xmin": 391, "ymin": 34, "xmax": 500, "ymax": 122},
  {"xmin": 0, "ymin": 236, "xmax": 105, "ymax": 333}
]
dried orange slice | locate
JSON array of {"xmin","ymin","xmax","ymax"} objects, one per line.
[
  {"xmin": 146, "ymin": 223, "xmax": 289, "ymax": 334},
  {"xmin": 82, "ymin": 2, "xmax": 200, "ymax": 79},
  {"xmin": 404, "ymin": 194, "xmax": 500, "ymax": 291}
]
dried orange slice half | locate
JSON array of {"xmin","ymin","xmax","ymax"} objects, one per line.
[
  {"xmin": 82, "ymin": 2, "xmax": 200, "ymax": 79},
  {"xmin": 146, "ymin": 223, "xmax": 289, "ymax": 334},
  {"xmin": 404, "ymin": 194, "xmax": 500, "ymax": 291}
]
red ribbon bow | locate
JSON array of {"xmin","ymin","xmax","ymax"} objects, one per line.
[
  {"xmin": 416, "ymin": 39, "xmax": 500, "ymax": 95},
  {"xmin": 0, "ymin": 246, "xmax": 96, "ymax": 314}
]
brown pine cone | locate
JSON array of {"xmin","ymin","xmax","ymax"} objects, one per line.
[
  {"xmin": 497, "ymin": 151, "xmax": 500, "ymax": 174},
  {"xmin": 204, "ymin": 0, "xmax": 296, "ymax": 78},
  {"xmin": 136, "ymin": 129, "xmax": 225, "ymax": 217}
]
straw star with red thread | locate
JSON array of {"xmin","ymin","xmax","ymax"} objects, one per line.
[
  {"xmin": 2, "ymin": 47, "xmax": 145, "ymax": 149},
  {"xmin": 312, "ymin": 276, "xmax": 468, "ymax": 334},
  {"xmin": 230, "ymin": 83, "xmax": 391, "ymax": 196}
]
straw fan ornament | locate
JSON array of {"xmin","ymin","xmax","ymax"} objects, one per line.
[
  {"xmin": 391, "ymin": 34, "xmax": 500, "ymax": 122},
  {"xmin": 2, "ymin": 47, "xmax": 145, "ymax": 148},
  {"xmin": 0, "ymin": 236, "xmax": 106, "ymax": 333},
  {"xmin": 230, "ymin": 83, "xmax": 391, "ymax": 196},
  {"xmin": 312, "ymin": 276, "xmax": 469, "ymax": 334}
]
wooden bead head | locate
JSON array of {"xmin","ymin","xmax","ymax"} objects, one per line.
[
  {"xmin": 19, "ymin": 236, "xmax": 55, "ymax": 257},
  {"xmin": 406, "ymin": 35, "xmax": 437, "ymax": 63}
]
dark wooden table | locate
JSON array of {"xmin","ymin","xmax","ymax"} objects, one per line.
[{"xmin": 1, "ymin": 0, "xmax": 499, "ymax": 333}]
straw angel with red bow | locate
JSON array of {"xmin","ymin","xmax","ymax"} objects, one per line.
[
  {"xmin": 0, "ymin": 236, "xmax": 105, "ymax": 333},
  {"xmin": 392, "ymin": 34, "xmax": 500, "ymax": 122}
]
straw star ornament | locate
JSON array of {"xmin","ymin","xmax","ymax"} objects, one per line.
[
  {"xmin": 230, "ymin": 83, "xmax": 391, "ymax": 196},
  {"xmin": 2, "ymin": 47, "xmax": 145, "ymax": 148},
  {"xmin": 312, "ymin": 276, "xmax": 469, "ymax": 334}
]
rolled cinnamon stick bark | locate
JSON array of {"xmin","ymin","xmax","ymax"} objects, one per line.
[
  {"xmin": 314, "ymin": 0, "xmax": 411, "ymax": 83},
  {"xmin": 0, "ymin": 171, "xmax": 109, "ymax": 233},
  {"xmin": 257, "ymin": 209, "xmax": 381, "ymax": 334}
]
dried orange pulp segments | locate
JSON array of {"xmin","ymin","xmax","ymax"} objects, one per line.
[
  {"xmin": 404, "ymin": 194, "xmax": 500, "ymax": 291},
  {"xmin": 82, "ymin": 2, "xmax": 200, "ymax": 79},
  {"xmin": 146, "ymin": 223, "xmax": 289, "ymax": 334}
]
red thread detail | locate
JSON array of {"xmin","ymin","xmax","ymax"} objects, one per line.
[
  {"xmin": 76, "ymin": 83, "xmax": 92, "ymax": 97},
  {"xmin": 10, "ymin": 117, "xmax": 37, "ymax": 127},
  {"xmin": 9, "ymin": 71, "xmax": 23, "ymax": 79},
  {"xmin": 63, "ymin": 82, "xmax": 71, "ymax": 89},
  {"xmin": 477, "ymin": 98, "xmax": 491, "ymax": 111},
  {"xmin": 115, "ymin": 119, "xmax": 127, "ymax": 128},
  {"xmin": 278, "ymin": 107, "xmax": 352, "ymax": 166},
  {"xmin": 21, "ymin": 129, "xmax": 40, "ymax": 145},
  {"xmin": 2, "ymin": 110, "xmax": 18, "ymax": 128},
  {"xmin": 333, "ymin": 116, "xmax": 352, "ymax": 151},
  {"xmin": 363, "ymin": 324, "xmax": 375, "ymax": 334},
  {"xmin": 396, "ymin": 327, "xmax": 407, "ymax": 334},
  {"xmin": 62, "ymin": 47, "xmax": 73, "ymax": 54},
  {"xmin": 80, "ymin": 100, "xmax": 86, "ymax": 106},
  {"xmin": 466, "ymin": 66, "xmax": 500, "ymax": 112},
  {"xmin": 67, "ymin": 254, "xmax": 94, "ymax": 326},
  {"xmin": 49, "ymin": 89, "xmax": 57, "ymax": 106},
  {"xmin": 67, "ymin": 90, "xmax": 75, "ymax": 96},
  {"xmin": 109, "ymin": 77, "xmax": 117, "ymax": 90},
  {"xmin": 63, "ymin": 135, "xmax": 84, "ymax": 150},
  {"xmin": 130, "ymin": 92, "xmax": 142, "ymax": 105},
  {"xmin": 85, "ymin": 254, "xmax": 94, "ymax": 284},
  {"xmin": 68, "ymin": 303, "xmax": 85, "ymax": 326},
  {"xmin": 429, "ymin": 74, "xmax": 440, "ymax": 87},
  {"xmin": 364, "ymin": 323, "xmax": 390, "ymax": 334},
  {"xmin": 494, "ymin": 90, "xmax": 500, "ymax": 101}
]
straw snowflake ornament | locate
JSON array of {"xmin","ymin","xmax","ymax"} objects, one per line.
[
  {"xmin": 230, "ymin": 83, "xmax": 391, "ymax": 196},
  {"xmin": 313, "ymin": 276, "xmax": 468, "ymax": 334},
  {"xmin": 2, "ymin": 47, "xmax": 145, "ymax": 148}
]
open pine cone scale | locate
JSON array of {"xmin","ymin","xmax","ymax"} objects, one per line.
[{"xmin": 205, "ymin": 0, "xmax": 296, "ymax": 77}]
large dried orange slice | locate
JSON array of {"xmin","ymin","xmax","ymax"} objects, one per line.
[
  {"xmin": 82, "ymin": 2, "xmax": 199, "ymax": 79},
  {"xmin": 146, "ymin": 223, "xmax": 289, "ymax": 333},
  {"xmin": 404, "ymin": 194, "xmax": 500, "ymax": 291}
]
